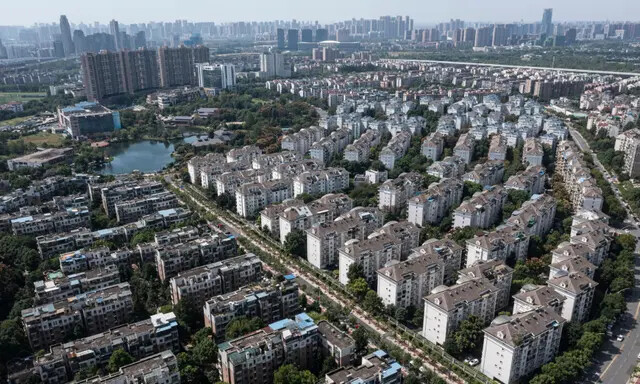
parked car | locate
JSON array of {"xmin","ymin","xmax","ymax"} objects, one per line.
[{"xmin": 617, "ymin": 334, "xmax": 625, "ymax": 342}]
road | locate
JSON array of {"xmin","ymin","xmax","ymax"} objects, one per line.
[
  {"xmin": 382, "ymin": 58, "xmax": 640, "ymax": 77},
  {"xmin": 569, "ymin": 128, "xmax": 640, "ymax": 384},
  {"xmin": 166, "ymin": 176, "xmax": 471, "ymax": 384}
]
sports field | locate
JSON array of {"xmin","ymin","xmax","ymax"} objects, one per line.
[{"xmin": 0, "ymin": 92, "xmax": 46, "ymax": 104}]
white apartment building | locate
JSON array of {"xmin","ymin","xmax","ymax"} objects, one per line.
[
  {"xmin": 453, "ymin": 133, "xmax": 475, "ymax": 164},
  {"xmin": 427, "ymin": 156, "xmax": 467, "ymax": 179},
  {"xmin": 377, "ymin": 253, "xmax": 445, "ymax": 308},
  {"xmin": 614, "ymin": 128, "xmax": 640, "ymax": 178},
  {"xmin": 338, "ymin": 233, "xmax": 403, "ymax": 286},
  {"xmin": 409, "ymin": 238, "xmax": 464, "ymax": 284},
  {"xmin": 306, "ymin": 208, "xmax": 383, "ymax": 269},
  {"xmin": 421, "ymin": 132, "xmax": 445, "ymax": 161},
  {"xmin": 422, "ymin": 278, "xmax": 499, "ymax": 345},
  {"xmin": 481, "ymin": 307, "xmax": 565, "ymax": 384},
  {"xmin": 488, "ymin": 135, "xmax": 507, "ymax": 161},
  {"xmin": 378, "ymin": 172, "xmax": 423, "ymax": 213},
  {"xmin": 556, "ymin": 141, "xmax": 604, "ymax": 211},
  {"xmin": 505, "ymin": 194, "xmax": 557, "ymax": 237},
  {"xmin": 453, "ymin": 186, "xmax": 507, "ymax": 229},
  {"xmin": 293, "ymin": 168, "xmax": 349, "ymax": 197},
  {"xmin": 504, "ymin": 165, "xmax": 546, "ymax": 196},
  {"xmin": 512, "ymin": 284, "xmax": 566, "ymax": 316},
  {"xmin": 408, "ymin": 178, "xmax": 464, "ymax": 227},
  {"xmin": 457, "ymin": 260, "xmax": 514, "ymax": 311},
  {"xmin": 547, "ymin": 271, "xmax": 597, "ymax": 323},
  {"xmin": 522, "ymin": 137, "xmax": 544, "ymax": 166},
  {"xmin": 235, "ymin": 180, "xmax": 292, "ymax": 218},
  {"xmin": 379, "ymin": 131, "xmax": 412, "ymax": 170},
  {"xmin": 466, "ymin": 225, "xmax": 530, "ymax": 267},
  {"xmin": 463, "ymin": 161, "xmax": 505, "ymax": 187}
]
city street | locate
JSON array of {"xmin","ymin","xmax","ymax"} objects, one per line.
[{"xmin": 569, "ymin": 128, "xmax": 640, "ymax": 384}]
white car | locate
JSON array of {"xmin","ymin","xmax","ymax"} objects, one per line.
[
  {"xmin": 617, "ymin": 334, "xmax": 625, "ymax": 342},
  {"xmin": 469, "ymin": 358, "xmax": 480, "ymax": 367}
]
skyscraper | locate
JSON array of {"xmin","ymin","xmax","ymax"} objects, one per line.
[
  {"xmin": 59, "ymin": 15, "xmax": 75, "ymax": 57},
  {"xmin": 158, "ymin": 46, "xmax": 198, "ymax": 87},
  {"xmin": 301, "ymin": 29, "xmax": 313, "ymax": 43},
  {"xmin": 196, "ymin": 64, "xmax": 236, "ymax": 89},
  {"xmin": 541, "ymin": 8, "xmax": 553, "ymax": 36},
  {"xmin": 134, "ymin": 31, "xmax": 147, "ymax": 49},
  {"xmin": 81, "ymin": 51, "xmax": 128, "ymax": 101},
  {"xmin": 315, "ymin": 28, "xmax": 328, "ymax": 42},
  {"xmin": 109, "ymin": 19, "xmax": 122, "ymax": 50},
  {"xmin": 73, "ymin": 30, "xmax": 86, "ymax": 54},
  {"xmin": 287, "ymin": 29, "xmax": 298, "ymax": 50},
  {"xmin": 260, "ymin": 51, "xmax": 291, "ymax": 78},
  {"xmin": 277, "ymin": 28, "xmax": 285, "ymax": 49},
  {"xmin": 121, "ymin": 49, "xmax": 160, "ymax": 93}
]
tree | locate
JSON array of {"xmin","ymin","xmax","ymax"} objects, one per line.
[
  {"xmin": 283, "ymin": 229, "xmax": 306, "ymax": 258},
  {"xmin": 225, "ymin": 316, "xmax": 265, "ymax": 340},
  {"xmin": 462, "ymin": 181, "xmax": 483, "ymax": 200},
  {"xmin": 108, "ymin": 349, "xmax": 134, "ymax": 372},
  {"xmin": 130, "ymin": 228, "xmax": 155, "ymax": 246},
  {"xmin": 347, "ymin": 278, "xmax": 369, "ymax": 299},
  {"xmin": 273, "ymin": 364, "xmax": 316, "ymax": 384},
  {"xmin": 446, "ymin": 315, "xmax": 485, "ymax": 356},
  {"xmin": 363, "ymin": 290, "xmax": 383, "ymax": 315},
  {"xmin": 347, "ymin": 263, "xmax": 365, "ymax": 282},
  {"xmin": 175, "ymin": 296, "xmax": 203, "ymax": 334},
  {"xmin": 191, "ymin": 336, "xmax": 217, "ymax": 367},
  {"xmin": 352, "ymin": 327, "xmax": 369, "ymax": 354}
]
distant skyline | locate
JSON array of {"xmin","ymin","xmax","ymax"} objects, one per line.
[{"xmin": 3, "ymin": 0, "xmax": 640, "ymax": 26}]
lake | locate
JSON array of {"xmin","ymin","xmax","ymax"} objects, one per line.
[{"xmin": 99, "ymin": 140, "xmax": 179, "ymax": 175}]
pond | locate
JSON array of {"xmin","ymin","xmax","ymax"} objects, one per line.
[{"xmin": 99, "ymin": 140, "xmax": 179, "ymax": 175}]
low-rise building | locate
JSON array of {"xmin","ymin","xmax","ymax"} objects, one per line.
[
  {"xmin": 317, "ymin": 320, "xmax": 356, "ymax": 367},
  {"xmin": 7, "ymin": 148, "xmax": 73, "ymax": 171},
  {"xmin": 34, "ymin": 266, "xmax": 120, "ymax": 305},
  {"xmin": 422, "ymin": 278, "xmax": 499, "ymax": 345},
  {"xmin": 113, "ymin": 191, "xmax": 179, "ymax": 223},
  {"xmin": 169, "ymin": 253, "xmax": 262, "ymax": 306},
  {"xmin": 325, "ymin": 350, "xmax": 403, "ymax": 384},
  {"xmin": 481, "ymin": 307, "xmax": 565, "ymax": 384},
  {"xmin": 76, "ymin": 351, "xmax": 180, "ymax": 384},
  {"xmin": 57, "ymin": 101, "xmax": 121, "ymax": 140}
]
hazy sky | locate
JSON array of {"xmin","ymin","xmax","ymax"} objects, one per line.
[{"xmin": 3, "ymin": 0, "xmax": 640, "ymax": 26}]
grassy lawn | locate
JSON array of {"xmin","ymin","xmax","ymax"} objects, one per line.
[
  {"xmin": 0, "ymin": 92, "xmax": 47, "ymax": 104},
  {"xmin": 11, "ymin": 132, "xmax": 66, "ymax": 147}
]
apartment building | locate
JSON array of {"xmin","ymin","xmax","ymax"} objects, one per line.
[
  {"xmin": 156, "ymin": 234, "xmax": 238, "ymax": 281},
  {"xmin": 522, "ymin": 137, "xmax": 544, "ymax": 166},
  {"xmin": 271, "ymin": 159, "xmax": 324, "ymax": 181},
  {"xmin": 338, "ymin": 233, "xmax": 403, "ymax": 286},
  {"xmin": 34, "ymin": 265, "xmax": 120, "ymax": 305},
  {"xmin": 75, "ymin": 351, "xmax": 180, "ymax": 384},
  {"xmin": 187, "ymin": 153, "xmax": 227, "ymax": 185},
  {"xmin": 422, "ymin": 278, "xmax": 499, "ymax": 345},
  {"xmin": 218, "ymin": 313, "xmax": 320, "ymax": 384},
  {"xmin": 317, "ymin": 320, "xmax": 356, "ymax": 367},
  {"xmin": 505, "ymin": 194, "xmax": 557, "ymax": 237},
  {"xmin": 378, "ymin": 172, "xmax": 423, "ymax": 213},
  {"xmin": 547, "ymin": 271, "xmax": 597, "ymax": 323},
  {"xmin": 457, "ymin": 260, "xmax": 514, "ymax": 311},
  {"xmin": 326, "ymin": 350, "xmax": 403, "ymax": 384},
  {"xmin": 344, "ymin": 129, "xmax": 381, "ymax": 162},
  {"xmin": 252, "ymin": 151, "xmax": 302, "ymax": 170},
  {"xmin": 488, "ymin": 135, "xmax": 507, "ymax": 161},
  {"xmin": 227, "ymin": 145, "xmax": 262, "ymax": 163},
  {"xmin": 408, "ymin": 178, "xmax": 464, "ymax": 227},
  {"xmin": 9, "ymin": 207, "xmax": 90, "ymax": 236},
  {"xmin": 368, "ymin": 221, "xmax": 421, "ymax": 259},
  {"xmin": 95, "ymin": 180, "xmax": 165, "ymax": 218},
  {"xmin": 169, "ymin": 253, "xmax": 262, "ymax": 306},
  {"xmin": 215, "ymin": 169, "xmax": 270, "ymax": 196},
  {"xmin": 21, "ymin": 282, "xmax": 133, "ymax": 350},
  {"xmin": 453, "ymin": 186, "xmax": 507, "ymax": 229},
  {"xmin": 281, "ymin": 126, "xmax": 325, "ymax": 155},
  {"xmin": 293, "ymin": 168, "xmax": 350, "ymax": 197},
  {"xmin": 59, "ymin": 247, "xmax": 131, "ymax": 274},
  {"xmin": 453, "ymin": 133, "xmax": 475, "ymax": 164},
  {"xmin": 204, "ymin": 280, "xmax": 299, "ymax": 341},
  {"xmin": 379, "ymin": 131, "xmax": 412, "ymax": 170},
  {"xmin": 614, "ymin": 128, "xmax": 640, "ymax": 177},
  {"xmin": 512, "ymin": 285, "xmax": 566, "ymax": 316},
  {"xmin": 34, "ymin": 312, "xmax": 179, "ymax": 383},
  {"xmin": 549, "ymin": 255, "xmax": 596, "ymax": 280},
  {"xmin": 113, "ymin": 191, "xmax": 179, "ymax": 223},
  {"xmin": 504, "ymin": 165, "xmax": 547, "ymax": 196},
  {"xmin": 235, "ymin": 180, "xmax": 292, "ymax": 218},
  {"xmin": 278, "ymin": 193, "xmax": 353, "ymax": 244},
  {"xmin": 481, "ymin": 308, "xmax": 565, "ymax": 384},
  {"xmin": 306, "ymin": 207, "xmax": 384, "ymax": 269},
  {"xmin": 463, "ymin": 161, "xmax": 505, "ymax": 186},
  {"xmin": 556, "ymin": 141, "xmax": 604, "ymax": 211},
  {"xmin": 421, "ymin": 132, "xmax": 445, "ymax": 161},
  {"xmin": 409, "ymin": 238, "xmax": 464, "ymax": 284},
  {"xmin": 427, "ymin": 156, "xmax": 467, "ymax": 179},
  {"xmin": 466, "ymin": 225, "xmax": 530, "ymax": 267},
  {"xmin": 259, "ymin": 199, "xmax": 305, "ymax": 240},
  {"xmin": 377, "ymin": 252, "xmax": 445, "ymax": 308}
]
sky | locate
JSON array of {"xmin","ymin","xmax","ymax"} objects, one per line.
[{"xmin": 3, "ymin": 0, "xmax": 640, "ymax": 26}]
